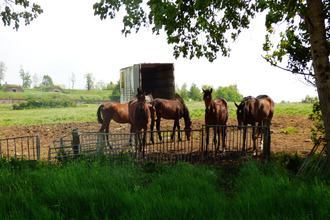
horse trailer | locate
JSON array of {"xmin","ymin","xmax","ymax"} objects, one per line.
[{"xmin": 120, "ymin": 63, "xmax": 175, "ymax": 103}]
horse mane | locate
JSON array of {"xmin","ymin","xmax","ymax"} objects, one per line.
[
  {"xmin": 175, "ymin": 94, "xmax": 191, "ymax": 123},
  {"xmin": 256, "ymin": 95, "xmax": 269, "ymax": 99}
]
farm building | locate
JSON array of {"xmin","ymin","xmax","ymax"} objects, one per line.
[
  {"xmin": 120, "ymin": 63, "xmax": 175, "ymax": 103},
  {"xmin": 3, "ymin": 85, "xmax": 24, "ymax": 92}
]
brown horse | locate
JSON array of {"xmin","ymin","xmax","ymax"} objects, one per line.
[
  {"xmin": 129, "ymin": 88, "xmax": 151, "ymax": 154},
  {"xmin": 234, "ymin": 95, "xmax": 274, "ymax": 151},
  {"xmin": 97, "ymin": 102, "xmax": 129, "ymax": 146},
  {"xmin": 97, "ymin": 93, "xmax": 154, "ymax": 145},
  {"xmin": 151, "ymin": 98, "xmax": 192, "ymax": 142},
  {"xmin": 202, "ymin": 88, "xmax": 229, "ymax": 153}
]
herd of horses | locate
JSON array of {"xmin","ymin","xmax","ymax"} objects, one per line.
[{"xmin": 97, "ymin": 88, "xmax": 275, "ymax": 154}]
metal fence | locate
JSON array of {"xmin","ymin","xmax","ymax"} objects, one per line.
[
  {"xmin": 0, "ymin": 135, "xmax": 40, "ymax": 160},
  {"xmin": 49, "ymin": 131, "xmax": 134, "ymax": 162},
  {"xmin": 48, "ymin": 125, "xmax": 270, "ymax": 165}
]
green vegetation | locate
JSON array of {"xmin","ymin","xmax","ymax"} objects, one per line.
[
  {"xmin": 12, "ymin": 98, "xmax": 76, "ymax": 110},
  {"xmin": 279, "ymin": 127, "xmax": 299, "ymax": 135},
  {"xmin": 0, "ymin": 104, "xmax": 97, "ymax": 126},
  {"xmin": 0, "ymin": 89, "xmax": 113, "ymax": 101},
  {"xmin": 0, "ymin": 158, "xmax": 329, "ymax": 219}
]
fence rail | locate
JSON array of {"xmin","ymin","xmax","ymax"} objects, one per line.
[
  {"xmin": 49, "ymin": 132, "xmax": 134, "ymax": 162},
  {"xmin": 49, "ymin": 124, "xmax": 271, "ymax": 165},
  {"xmin": 0, "ymin": 135, "xmax": 40, "ymax": 160}
]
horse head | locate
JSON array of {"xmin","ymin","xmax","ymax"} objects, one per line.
[
  {"xmin": 235, "ymin": 96, "xmax": 255, "ymax": 127},
  {"xmin": 184, "ymin": 120, "xmax": 192, "ymax": 141},
  {"xmin": 136, "ymin": 88, "xmax": 147, "ymax": 115},
  {"xmin": 202, "ymin": 88, "xmax": 213, "ymax": 114},
  {"xmin": 235, "ymin": 101, "xmax": 245, "ymax": 126}
]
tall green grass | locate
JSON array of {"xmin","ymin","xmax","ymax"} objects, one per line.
[{"xmin": 0, "ymin": 159, "xmax": 329, "ymax": 219}]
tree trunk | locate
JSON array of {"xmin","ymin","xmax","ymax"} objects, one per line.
[{"xmin": 305, "ymin": 0, "xmax": 330, "ymax": 155}]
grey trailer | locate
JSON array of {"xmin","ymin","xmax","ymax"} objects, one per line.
[{"xmin": 120, "ymin": 63, "xmax": 175, "ymax": 103}]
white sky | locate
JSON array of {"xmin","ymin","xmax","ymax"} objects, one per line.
[{"xmin": 0, "ymin": 0, "xmax": 318, "ymax": 103}]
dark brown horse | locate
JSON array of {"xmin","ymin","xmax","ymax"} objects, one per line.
[
  {"xmin": 129, "ymin": 88, "xmax": 151, "ymax": 154},
  {"xmin": 234, "ymin": 95, "xmax": 274, "ymax": 151},
  {"xmin": 151, "ymin": 98, "xmax": 192, "ymax": 142},
  {"xmin": 202, "ymin": 89, "xmax": 229, "ymax": 153}
]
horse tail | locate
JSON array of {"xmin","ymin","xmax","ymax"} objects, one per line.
[
  {"xmin": 269, "ymin": 97, "xmax": 275, "ymax": 121},
  {"xmin": 97, "ymin": 105, "xmax": 104, "ymax": 124},
  {"xmin": 220, "ymin": 98, "xmax": 229, "ymax": 124}
]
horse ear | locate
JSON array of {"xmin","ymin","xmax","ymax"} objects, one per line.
[
  {"xmin": 234, "ymin": 102, "xmax": 239, "ymax": 108},
  {"xmin": 202, "ymin": 89, "xmax": 205, "ymax": 93},
  {"xmin": 210, "ymin": 88, "xmax": 213, "ymax": 93}
]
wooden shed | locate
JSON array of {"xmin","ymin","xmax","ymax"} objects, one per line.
[{"xmin": 120, "ymin": 63, "xmax": 175, "ymax": 103}]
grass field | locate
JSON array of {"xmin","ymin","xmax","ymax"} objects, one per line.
[
  {"xmin": 0, "ymin": 158, "xmax": 329, "ymax": 219},
  {"xmin": 0, "ymin": 89, "xmax": 113, "ymax": 100},
  {"xmin": 0, "ymin": 102, "xmax": 313, "ymax": 127}
]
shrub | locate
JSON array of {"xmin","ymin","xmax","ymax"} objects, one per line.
[
  {"xmin": 12, "ymin": 98, "xmax": 76, "ymax": 110},
  {"xmin": 309, "ymin": 101, "xmax": 326, "ymax": 147}
]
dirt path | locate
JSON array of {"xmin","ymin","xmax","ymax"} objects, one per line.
[{"xmin": 0, "ymin": 115, "xmax": 314, "ymax": 159}]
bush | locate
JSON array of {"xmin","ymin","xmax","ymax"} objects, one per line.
[
  {"xmin": 309, "ymin": 101, "xmax": 326, "ymax": 147},
  {"xmin": 12, "ymin": 98, "xmax": 76, "ymax": 110}
]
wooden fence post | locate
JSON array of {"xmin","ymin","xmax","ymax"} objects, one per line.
[
  {"xmin": 71, "ymin": 128, "xmax": 80, "ymax": 155},
  {"xmin": 262, "ymin": 119, "xmax": 271, "ymax": 162}
]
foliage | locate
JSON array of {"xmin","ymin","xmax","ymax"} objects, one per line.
[
  {"xmin": 309, "ymin": 101, "xmax": 326, "ymax": 147},
  {"xmin": 12, "ymin": 98, "xmax": 76, "ymax": 110},
  {"xmin": 261, "ymin": 0, "xmax": 329, "ymax": 86},
  {"xmin": 110, "ymin": 80, "xmax": 120, "ymax": 102},
  {"xmin": 93, "ymin": 0, "xmax": 255, "ymax": 62},
  {"xmin": 41, "ymin": 75, "xmax": 54, "ymax": 87},
  {"xmin": 302, "ymin": 95, "xmax": 319, "ymax": 104},
  {"xmin": 85, "ymin": 73, "xmax": 95, "ymax": 91},
  {"xmin": 188, "ymin": 83, "xmax": 202, "ymax": 101},
  {"xmin": 0, "ymin": 61, "xmax": 6, "ymax": 85},
  {"xmin": 0, "ymin": 0, "xmax": 43, "ymax": 30},
  {"xmin": 176, "ymin": 83, "xmax": 189, "ymax": 100},
  {"xmin": 1, "ymin": 158, "xmax": 330, "ymax": 219},
  {"xmin": 214, "ymin": 84, "xmax": 243, "ymax": 102},
  {"xmin": 19, "ymin": 66, "xmax": 31, "ymax": 89}
]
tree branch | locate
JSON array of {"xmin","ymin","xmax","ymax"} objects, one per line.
[{"xmin": 261, "ymin": 55, "xmax": 316, "ymax": 87}]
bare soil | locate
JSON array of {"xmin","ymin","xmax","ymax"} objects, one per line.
[{"xmin": 0, "ymin": 115, "xmax": 314, "ymax": 160}]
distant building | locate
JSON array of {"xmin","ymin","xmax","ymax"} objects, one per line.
[
  {"xmin": 48, "ymin": 87, "xmax": 66, "ymax": 93},
  {"xmin": 4, "ymin": 85, "xmax": 24, "ymax": 92}
]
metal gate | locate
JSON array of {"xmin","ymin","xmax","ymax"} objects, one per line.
[
  {"xmin": 49, "ymin": 125, "xmax": 270, "ymax": 165},
  {"xmin": 0, "ymin": 135, "xmax": 40, "ymax": 161}
]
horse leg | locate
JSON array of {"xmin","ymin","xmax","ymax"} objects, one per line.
[
  {"xmin": 221, "ymin": 126, "xmax": 226, "ymax": 153},
  {"xmin": 171, "ymin": 119, "xmax": 181, "ymax": 141},
  {"xmin": 156, "ymin": 118, "xmax": 162, "ymax": 141},
  {"xmin": 177, "ymin": 119, "xmax": 182, "ymax": 141},
  {"xmin": 102, "ymin": 115, "xmax": 112, "ymax": 149},
  {"xmin": 142, "ymin": 129, "xmax": 147, "ymax": 158},
  {"xmin": 213, "ymin": 127, "xmax": 218, "ymax": 152},
  {"xmin": 252, "ymin": 127, "xmax": 257, "ymax": 151},
  {"xmin": 242, "ymin": 126, "xmax": 247, "ymax": 153},
  {"xmin": 205, "ymin": 126, "xmax": 210, "ymax": 153},
  {"xmin": 150, "ymin": 113, "xmax": 155, "ymax": 144}
]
